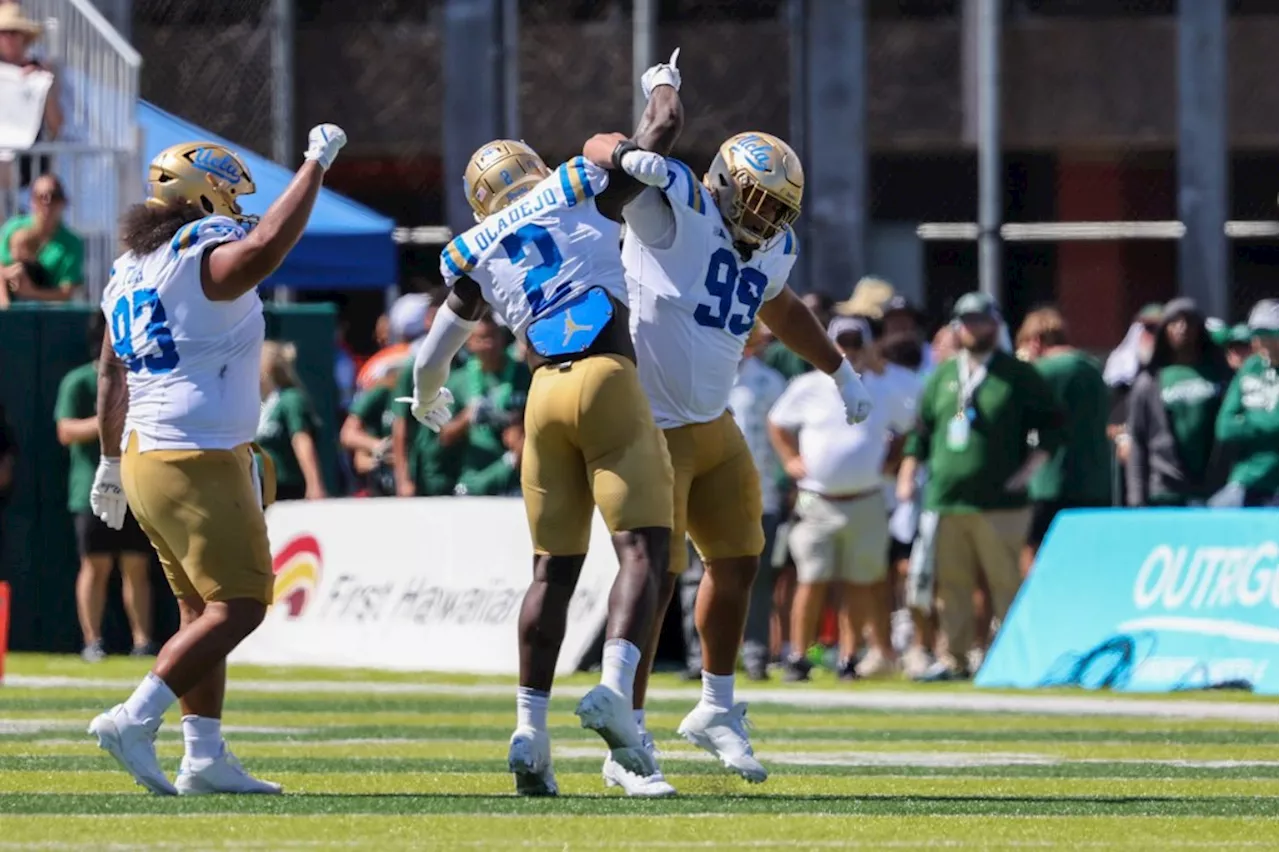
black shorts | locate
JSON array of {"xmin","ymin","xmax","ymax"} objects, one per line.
[
  {"xmin": 888, "ymin": 537, "xmax": 914, "ymax": 565},
  {"xmin": 1027, "ymin": 498, "xmax": 1112, "ymax": 550},
  {"xmin": 74, "ymin": 510, "xmax": 153, "ymax": 559}
]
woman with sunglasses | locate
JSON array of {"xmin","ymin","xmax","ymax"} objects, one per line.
[{"xmin": 0, "ymin": 173, "xmax": 82, "ymax": 303}]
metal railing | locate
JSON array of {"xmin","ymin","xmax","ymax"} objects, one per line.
[{"xmin": 1, "ymin": 0, "xmax": 140, "ymax": 303}]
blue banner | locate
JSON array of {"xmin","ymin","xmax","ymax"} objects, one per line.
[{"xmin": 977, "ymin": 509, "xmax": 1279, "ymax": 695}]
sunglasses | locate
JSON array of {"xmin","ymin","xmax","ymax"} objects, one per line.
[
  {"xmin": 1141, "ymin": 323, "xmax": 1160, "ymax": 334},
  {"xmin": 33, "ymin": 192, "xmax": 65, "ymax": 204}
]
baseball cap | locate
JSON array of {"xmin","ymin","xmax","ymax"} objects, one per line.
[
  {"xmin": 1136, "ymin": 303, "xmax": 1164, "ymax": 325},
  {"xmin": 1248, "ymin": 299, "xmax": 1279, "ymax": 335},
  {"xmin": 882, "ymin": 295, "xmax": 916, "ymax": 317},
  {"xmin": 388, "ymin": 293, "xmax": 430, "ymax": 344},
  {"xmin": 952, "ymin": 292, "xmax": 999, "ymax": 320},
  {"xmin": 828, "ymin": 315, "xmax": 873, "ymax": 344}
]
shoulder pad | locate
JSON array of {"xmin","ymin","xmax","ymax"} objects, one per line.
[
  {"xmin": 555, "ymin": 156, "xmax": 608, "ymax": 208},
  {"xmin": 170, "ymin": 216, "xmax": 246, "ymax": 255},
  {"xmin": 662, "ymin": 159, "xmax": 709, "ymax": 215}
]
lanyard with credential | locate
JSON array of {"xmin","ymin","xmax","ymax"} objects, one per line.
[{"xmin": 955, "ymin": 354, "xmax": 987, "ymax": 422}]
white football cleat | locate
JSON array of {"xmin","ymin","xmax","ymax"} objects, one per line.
[
  {"xmin": 677, "ymin": 702, "xmax": 768, "ymax": 784},
  {"xmin": 574, "ymin": 685, "xmax": 656, "ymax": 777},
  {"xmin": 87, "ymin": 704, "xmax": 176, "ymax": 796},
  {"xmin": 602, "ymin": 730, "xmax": 677, "ymax": 798},
  {"xmin": 507, "ymin": 727, "xmax": 558, "ymax": 797},
  {"xmin": 175, "ymin": 746, "xmax": 282, "ymax": 795}
]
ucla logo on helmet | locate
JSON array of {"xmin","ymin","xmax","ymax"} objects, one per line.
[
  {"xmin": 731, "ymin": 134, "xmax": 773, "ymax": 171},
  {"xmin": 477, "ymin": 145, "xmax": 504, "ymax": 167},
  {"xmin": 190, "ymin": 147, "xmax": 242, "ymax": 185}
]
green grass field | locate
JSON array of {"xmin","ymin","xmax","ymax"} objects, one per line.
[{"xmin": 0, "ymin": 653, "xmax": 1275, "ymax": 850}]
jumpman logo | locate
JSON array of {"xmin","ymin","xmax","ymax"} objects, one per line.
[{"xmin": 562, "ymin": 310, "xmax": 594, "ymax": 346}]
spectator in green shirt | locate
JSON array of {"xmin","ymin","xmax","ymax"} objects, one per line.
[
  {"xmin": 897, "ymin": 292, "xmax": 1064, "ymax": 681},
  {"xmin": 341, "ymin": 360, "xmax": 399, "ymax": 497},
  {"xmin": 439, "ymin": 314, "xmax": 531, "ymax": 496},
  {"xmin": 390, "ymin": 354, "xmax": 465, "ymax": 497},
  {"xmin": 0, "ymin": 174, "xmax": 82, "ymax": 304},
  {"xmin": 1126, "ymin": 298, "xmax": 1232, "ymax": 507},
  {"xmin": 256, "ymin": 341, "xmax": 327, "ymax": 502},
  {"xmin": 1213, "ymin": 299, "xmax": 1279, "ymax": 508},
  {"xmin": 1014, "ymin": 308, "xmax": 1113, "ymax": 573},
  {"xmin": 54, "ymin": 314, "xmax": 155, "ymax": 661}
]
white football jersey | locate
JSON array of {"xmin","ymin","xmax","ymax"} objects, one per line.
[
  {"xmin": 102, "ymin": 215, "xmax": 265, "ymax": 452},
  {"xmin": 439, "ymin": 156, "xmax": 626, "ymax": 337},
  {"xmin": 623, "ymin": 159, "xmax": 799, "ymax": 428}
]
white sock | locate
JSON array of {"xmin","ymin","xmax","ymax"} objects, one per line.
[
  {"xmin": 181, "ymin": 715, "xmax": 224, "ymax": 762},
  {"xmin": 121, "ymin": 672, "xmax": 177, "ymax": 728},
  {"xmin": 600, "ymin": 638, "xmax": 641, "ymax": 700},
  {"xmin": 516, "ymin": 686, "xmax": 550, "ymax": 733},
  {"xmin": 700, "ymin": 671, "xmax": 735, "ymax": 713},
  {"xmin": 633, "ymin": 709, "xmax": 647, "ymax": 734}
]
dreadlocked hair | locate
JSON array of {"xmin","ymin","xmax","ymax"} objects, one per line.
[{"xmin": 119, "ymin": 199, "xmax": 204, "ymax": 256}]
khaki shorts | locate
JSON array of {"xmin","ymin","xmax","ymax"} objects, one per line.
[
  {"xmin": 122, "ymin": 432, "xmax": 275, "ymax": 604},
  {"xmin": 662, "ymin": 410, "xmax": 765, "ymax": 575},
  {"xmin": 521, "ymin": 354, "xmax": 674, "ymax": 555},
  {"xmin": 789, "ymin": 490, "xmax": 889, "ymax": 585}
]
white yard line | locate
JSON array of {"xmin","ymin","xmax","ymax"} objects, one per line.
[{"xmin": 4, "ymin": 674, "xmax": 1275, "ymax": 722}]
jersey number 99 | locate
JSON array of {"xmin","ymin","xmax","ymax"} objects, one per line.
[
  {"xmin": 694, "ymin": 248, "xmax": 768, "ymax": 335},
  {"xmin": 110, "ymin": 288, "xmax": 180, "ymax": 375}
]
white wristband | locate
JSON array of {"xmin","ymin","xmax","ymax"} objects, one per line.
[{"xmin": 831, "ymin": 358, "xmax": 859, "ymax": 387}]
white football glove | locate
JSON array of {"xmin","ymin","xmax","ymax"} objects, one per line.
[
  {"xmin": 640, "ymin": 48, "xmax": 681, "ymax": 99},
  {"xmin": 395, "ymin": 387, "xmax": 455, "ymax": 433},
  {"xmin": 620, "ymin": 149, "xmax": 669, "ymax": 187},
  {"xmin": 90, "ymin": 457, "xmax": 127, "ymax": 531},
  {"xmin": 832, "ymin": 360, "xmax": 873, "ymax": 425},
  {"xmin": 303, "ymin": 123, "xmax": 347, "ymax": 171}
]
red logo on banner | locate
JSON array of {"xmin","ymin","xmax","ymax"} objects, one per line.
[{"xmin": 271, "ymin": 535, "xmax": 322, "ymax": 619}]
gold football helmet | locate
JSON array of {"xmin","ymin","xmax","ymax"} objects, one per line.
[
  {"xmin": 704, "ymin": 132, "xmax": 804, "ymax": 246},
  {"xmin": 147, "ymin": 141, "xmax": 258, "ymax": 225},
  {"xmin": 464, "ymin": 140, "xmax": 550, "ymax": 220}
]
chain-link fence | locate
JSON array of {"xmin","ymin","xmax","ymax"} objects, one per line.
[{"xmin": 132, "ymin": 0, "xmax": 276, "ymax": 156}]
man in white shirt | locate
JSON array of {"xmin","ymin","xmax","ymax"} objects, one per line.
[{"xmin": 769, "ymin": 317, "xmax": 921, "ymax": 680}]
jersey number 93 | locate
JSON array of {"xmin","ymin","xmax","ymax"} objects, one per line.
[
  {"xmin": 693, "ymin": 248, "xmax": 768, "ymax": 336},
  {"xmin": 110, "ymin": 288, "xmax": 180, "ymax": 375}
]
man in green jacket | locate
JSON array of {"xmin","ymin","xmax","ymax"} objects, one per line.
[
  {"xmin": 897, "ymin": 293, "xmax": 1064, "ymax": 681},
  {"xmin": 1014, "ymin": 307, "xmax": 1113, "ymax": 571},
  {"xmin": 54, "ymin": 315, "xmax": 155, "ymax": 661},
  {"xmin": 1214, "ymin": 299, "xmax": 1278, "ymax": 507}
]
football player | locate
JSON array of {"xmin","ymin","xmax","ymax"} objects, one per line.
[
  {"xmin": 603, "ymin": 76, "xmax": 873, "ymax": 796},
  {"xmin": 401, "ymin": 56, "xmax": 685, "ymax": 797},
  {"xmin": 86, "ymin": 125, "xmax": 348, "ymax": 794}
]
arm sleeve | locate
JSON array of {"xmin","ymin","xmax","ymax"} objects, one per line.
[
  {"xmin": 412, "ymin": 302, "xmax": 477, "ymax": 403},
  {"xmin": 1214, "ymin": 372, "xmax": 1261, "ymax": 444},
  {"xmin": 0, "ymin": 218, "xmax": 18, "ymax": 265},
  {"xmin": 621, "ymin": 186, "xmax": 677, "ymax": 248},
  {"xmin": 457, "ymin": 454, "xmax": 519, "ymax": 496},
  {"xmin": 1125, "ymin": 376, "xmax": 1151, "ymax": 507},
  {"xmin": 439, "ymin": 233, "xmax": 480, "ymax": 288},
  {"xmin": 1021, "ymin": 363, "xmax": 1066, "ymax": 454},
  {"xmin": 53, "ymin": 371, "xmax": 81, "ymax": 422},
  {"xmin": 767, "ymin": 378, "xmax": 808, "ymax": 430},
  {"xmin": 555, "ymin": 156, "xmax": 611, "ymax": 207},
  {"xmin": 282, "ymin": 391, "xmax": 316, "ymax": 437},
  {"xmin": 60, "ymin": 234, "xmax": 84, "ymax": 288}
]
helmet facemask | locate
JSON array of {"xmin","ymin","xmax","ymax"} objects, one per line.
[{"xmin": 710, "ymin": 167, "xmax": 800, "ymax": 248}]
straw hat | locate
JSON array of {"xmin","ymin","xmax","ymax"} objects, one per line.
[
  {"xmin": 0, "ymin": 4, "xmax": 42, "ymax": 40},
  {"xmin": 833, "ymin": 276, "xmax": 895, "ymax": 319}
]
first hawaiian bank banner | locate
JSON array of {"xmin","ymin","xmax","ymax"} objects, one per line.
[
  {"xmin": 230, "ymin": 497, "xmax": 616, "ymax": 675},
  {"xmin": 978, "ymin": 509, "xmax": 1279, "ymax": 695}
]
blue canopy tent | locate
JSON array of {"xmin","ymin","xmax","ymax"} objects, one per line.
[{"xmin": 138, "ymin": 101, "xmax": 397, "ymax": 290}]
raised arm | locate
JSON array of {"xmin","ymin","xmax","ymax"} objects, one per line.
[{"xmin": 203, "ymin": 125, "xmax": 347, "ymax": 301}]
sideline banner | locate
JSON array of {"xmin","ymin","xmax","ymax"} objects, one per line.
[
  {"xmin": 977, "ymin": 509, "xmax": 1279, "ymax": 695},
  {"xmin": 230, "ymin": 498, "xmax": 616, "ymax": 675}
]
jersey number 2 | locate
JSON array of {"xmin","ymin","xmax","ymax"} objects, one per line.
[
  {"xmin": 693, "ymin": 248, "xmax": 768, "ymax": 335},
  {"xmin": 110, "ymin": 288, "xmax": 180, "ymax": 374},
  {"xmin": 501, "ymin": 224, "xmax": 567, "ymax": 317}
]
